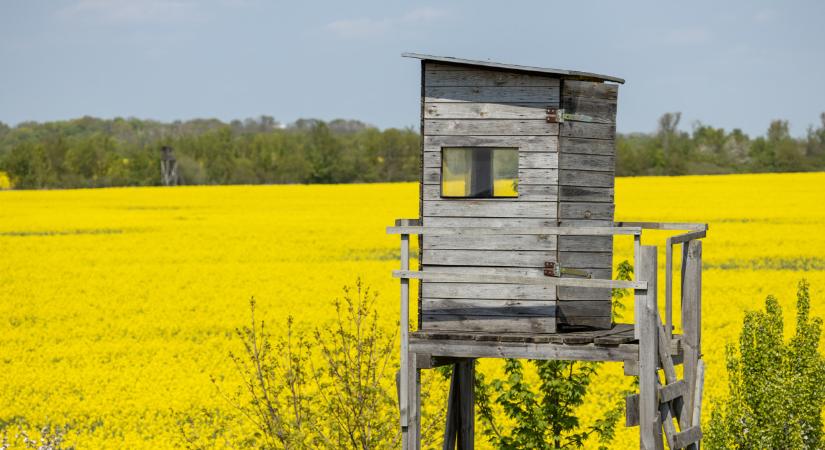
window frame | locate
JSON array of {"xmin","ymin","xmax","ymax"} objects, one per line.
[{"xmin": 439, "ymin": 146, "xmax": 519, "ymax": 199}]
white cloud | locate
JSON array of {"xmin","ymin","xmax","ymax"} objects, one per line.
[
  {"xmin": 664, "ymin": 27, "xmax": 712, "ymax": 46},
  {"xmin": 58, "ymin": 0, "xmax": 202, "ymax": 24},
  {"xmin": 326, "ymin": 7, "xmax": 449, "ymax": 39}
]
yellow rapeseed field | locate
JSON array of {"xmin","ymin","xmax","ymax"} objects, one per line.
[{"xmin": 1, "ymin": 172, "xmax": 825, "ymax": 448}]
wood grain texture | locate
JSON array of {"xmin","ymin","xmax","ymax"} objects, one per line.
[
  {"xmin": 637, "ymin": 245, "xmax": 661, "ymax": 450},
  {"xmin": 409, "ymin": 339, "xmax": 637, "ymax": 362},
  {"xmin": 423, "ymin": 200, "xmax": 556, "ymax": 218},
  {"xmin": 562, "ymin": 79, "xmax": 619, "ymax": 100},
  {"xmin": 423, "ymin": 250, "xmax": 555, "ymax": 268},
  {"xmin": 559, "ymin": 185, "xmax": 614, "ymax": 203},
  {"xmin": 424, "ymin": 135, "xmax": 558, "ymax": 152},
  {"xmin": 423, "ymin": 167, "xmax": 558, "ymax": 185},
  {"xmin": 425, "ymin": 64, "xmax": 561, "ymax": 87},
  {"xmin": 559, "ymin": 202, "xmax": 615, "ymax": 220},
  {"xmin": 421, "ymin": 265, "xmax": 544, "ymax": 278},
  {"xmin": 422, "ymin": 298, "xmax": 557, "ymax": 316},
  {"xmin": 425, "ymin": 102, "xmax": 556, "ymax": 120},
  {"xmin": 560, "ymin": 137, "xmax": 615, "ymax": 155},
  {"xmin": 557, "ymin": 235, "xmax": 612, "ymax": 252},
  {"xmin": 562, "ymin": 96, "xmax": 617, "ymax": 123},
  {"xmin": 421, "ymin": 217, "xmax": 556, "ymax": 228},
  {"xmin": 559, "ymin": 169, "xmax": 614, "ymax": 187},
  {"xmin": 682, "ymin": 240, "xmax": 702, "ymax": 425},
  {"xmin": 558, "ymin": 251, "xmax": 612, "ymax": 268},
  {"xmin": 422, "ymin": 150, "xmax": 557, "ymax": 169},
  {"xmin": 423, "ymin": 233, "xmax": 557, "ymax": 251},
  {"xmin": 425, "ymin": 86, "xmax": 560, "ymax": 103},
  {"xmin": 424, "ymin": 119, "xmax": 558, "ymax": 136},
  {"xmin": 422, "ymin": 184, "xmax": 558, "ymax": 202},
  {"xmin": 560, "ymin": 122, "xmax": 616, "ymax": 140},
  {"xmin": 422, "ymin": 315, "xmax": 557, "ymax": 333},
  {"xmin": 559, "ymin": 153, "xmax": 615, "ymax": 171},
  {"xmin": 422, "ymin": 282, "xmax": 555, "ymax": 300}
]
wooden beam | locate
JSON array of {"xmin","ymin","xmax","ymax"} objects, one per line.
[
  {"xmin": 690, "ymin": 359, "xmax": 706, "ymax": 450},
  {"xmin": 387, "ymin": 225, "xmax": 641, "ymax": 236},
  {"xmin": 682, "ymin": 241, "xmax": 702, "ymax": 424},
  {"xmin": 614, "ymin": 221, "xmax": 707, "ymax": 232},
  {"xmin": 394, "ymin": 270, "xmax": 647, "ymax": 289},
  {"xmin": 442, "ymin": 365, "xmax": 459, "ymax": 450},
  {"xmin": 637, "ymin": 245, "xmax": 661, "ymax": 450},
  {"xmin": 409, "ymin": 339, "xmax": 638, "ymax": 362},
  {"xmin": 408, "ymin": 353, "xmax": 421, "ymax": 450},
  {"xmin": 457, "ymin": 360, "xmax": 474, "ymax": 450},
  {"xmin": 400, "ymin": 234, "xmax": 411, "ymax": 439}
]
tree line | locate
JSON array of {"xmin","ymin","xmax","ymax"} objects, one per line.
[{"xmin": 1, "ymin": 113, "xmax": 824, "ymax": 189}]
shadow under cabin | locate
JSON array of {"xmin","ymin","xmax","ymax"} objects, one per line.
[{"xmin": 389, "ymin": 53, "xmax": 708, "ymax": 450}]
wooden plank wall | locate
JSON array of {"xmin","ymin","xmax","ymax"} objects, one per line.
[
  {"xmin": 421, "ymin": 62, "xmax": 560, "ymax": 333},
  {"xmin": 556, "ymin": 79, "xmax": 618, "ymax": 329}
]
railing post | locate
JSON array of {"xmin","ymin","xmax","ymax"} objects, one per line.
[
  {"xmin": 637, "ymin": 245, "xmax": 663, "ymax": 450},
  {"xmin": 633, "ymin": 232, "xmax": 642, "ymax": 339},
  {"xmin": 682, "ymin": 240, "xmax": 702, "ymax": 428},
  {"xmin": 399, "ymin": 231, "xmax": 410, "ymax": 448},
  {"xmin": 665, "ymin": 238, "xmax": 673, "ymax": 338}
]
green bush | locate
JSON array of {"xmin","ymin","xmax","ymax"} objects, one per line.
[{"xmin": 706, "ymin": 280, "xmax": 825, "ymax": 449}]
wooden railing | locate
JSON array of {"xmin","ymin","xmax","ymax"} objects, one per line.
[{"xmin": 388, "ymin": 219, "xmax": 707, "ymax": 448}]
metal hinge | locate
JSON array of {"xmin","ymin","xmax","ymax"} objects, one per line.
[
  {"xmin": 546, "ymin": 108, "xmax": 563, "ymax": 123},
  {"xmin": 544, "ymin": 261, "xmax": 592, "ymax": 278},
  {"xmin": 546, "ymin": 108, "xmax": 613, "ymax": 124}
]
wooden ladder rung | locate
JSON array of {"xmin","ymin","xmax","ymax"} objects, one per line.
[
  {"xmin": 659, "ymin": 379, "xmax": 686, "ymax": 403},
  {"xmin": 672, "ymin": 426, "xmax": 702, "ymax": 449}
]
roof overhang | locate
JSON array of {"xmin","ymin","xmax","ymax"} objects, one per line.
[{"xmin": 402, "ymin": 52, "xmax": 625, "ymax": 84}]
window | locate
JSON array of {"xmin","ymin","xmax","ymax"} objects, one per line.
[{"xmin": 441, "ymin": 147, "xmax": 518, "ymax": 198}]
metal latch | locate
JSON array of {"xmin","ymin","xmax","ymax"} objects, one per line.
[
  {"xmin": 546, "ymin": 108, "xmax": 613, "ymax": 124},
  {"xmin": 544, "ymin": 262, "xmax": 592, "ymax": 278}
]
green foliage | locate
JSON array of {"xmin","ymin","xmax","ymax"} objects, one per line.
[
  {"xmin": 611, "ymin": 260, "xmax": 634, "ymax": 321},
  {"xmin": 705, "ymin": 280, "xmax": 825, "ymax": 450},
  {"xmin": 475, "ymin": 360, "xmax": 623, "ymax": 449},
  {"xmin": 615, "ymin": 113, "xmax": 823, "ymax": 176},
  {"xmin": 1, "ymin": 112, "xmax": 824, "ymax": 189},
  {"xmin": 472, "ymin": 261, "xmax": 633, "ymax": 449},
  {"xmin": 0, "ymin": 117, "xmax": 418, "ymax": 189},
  {"xmin": 197, "ymin": 281, "xmax": 445, "ymax": 449}
]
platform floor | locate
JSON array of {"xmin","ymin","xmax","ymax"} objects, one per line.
[{"xmin": 410, "ymin": 323, "xmax": 683, "ymax": 363}]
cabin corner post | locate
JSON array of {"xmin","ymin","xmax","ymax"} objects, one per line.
[
  {"xmin": 682, "ymin": 240, "xmax": 702, "ymax": 425},
  {"xmin": 636, "ymin": 245, "xmax": 663, "ymax": 450}
]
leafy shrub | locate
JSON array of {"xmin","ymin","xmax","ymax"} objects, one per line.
[
  {"xmin": 706, "ymin": 280, "xmax": 825, "ymax": 449},
  {"xmin": 186, "ymin": 280, "xmax": 445, "ymax": 449}
]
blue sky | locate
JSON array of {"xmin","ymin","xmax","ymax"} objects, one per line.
[{"xmin": 1, "ymin": 0, "xmax": 823, "ymax": 136}]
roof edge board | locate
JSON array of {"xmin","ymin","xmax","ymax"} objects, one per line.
[{"xmin": 402, "ymin": 52, "xmax": 625, "ymax": 84}]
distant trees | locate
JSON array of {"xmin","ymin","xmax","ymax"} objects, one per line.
[
  {"xmin": 1, "ymin": 113, "xmax": 824, "ymax": 189},
  {"xmin": 0, "ymin": 116, "xmax": 419, "ymax": 189},
  {"xmin": 616, "ymin": 113, "xmax": 825, "ymax": 176}
]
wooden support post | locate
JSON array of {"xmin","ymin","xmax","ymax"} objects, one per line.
[
  {"xmin": 442, "ymin": 359, "xmax": 475, "ymax": 450},
  {"xmin": 408, "ymin": 353, "xmax": 421, "ymax": 450},
  {"xmin": 400, "ymin": 232, "xmax": 411, "ymax": 448},
  {"xmin": 692, "ymin": 359, "xmax": 705, "ymax": 429},
  {"xmin": 637, "ymin": 245, "xmax": 663, "ymax": 450},
  {"xmin": 457, "ymin": 359, "xmax": 475, "ymax": 450},
  {"xmin": 665, "ymin": 239, "xmax": 673, "ymax": 338},
  {"xmin": 443, "ymin": 365, "xmax": 460, "ymax": 450},
  {"xmin": 634, "ymin": 233, "xmax": 642, "ymax": 340},
  {"xmin": 681, "ymin": 240, "xmax": 702, "ymax": 424}
]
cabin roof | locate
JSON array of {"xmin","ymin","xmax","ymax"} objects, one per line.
[{"xmin": 402, "ymin": 52, "xmax": 625, "ymax": 84}]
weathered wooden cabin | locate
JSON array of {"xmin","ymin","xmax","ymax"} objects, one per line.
[{"xmin": 388, "ymin": 53, "xmax": 709, "ymax": 449}]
